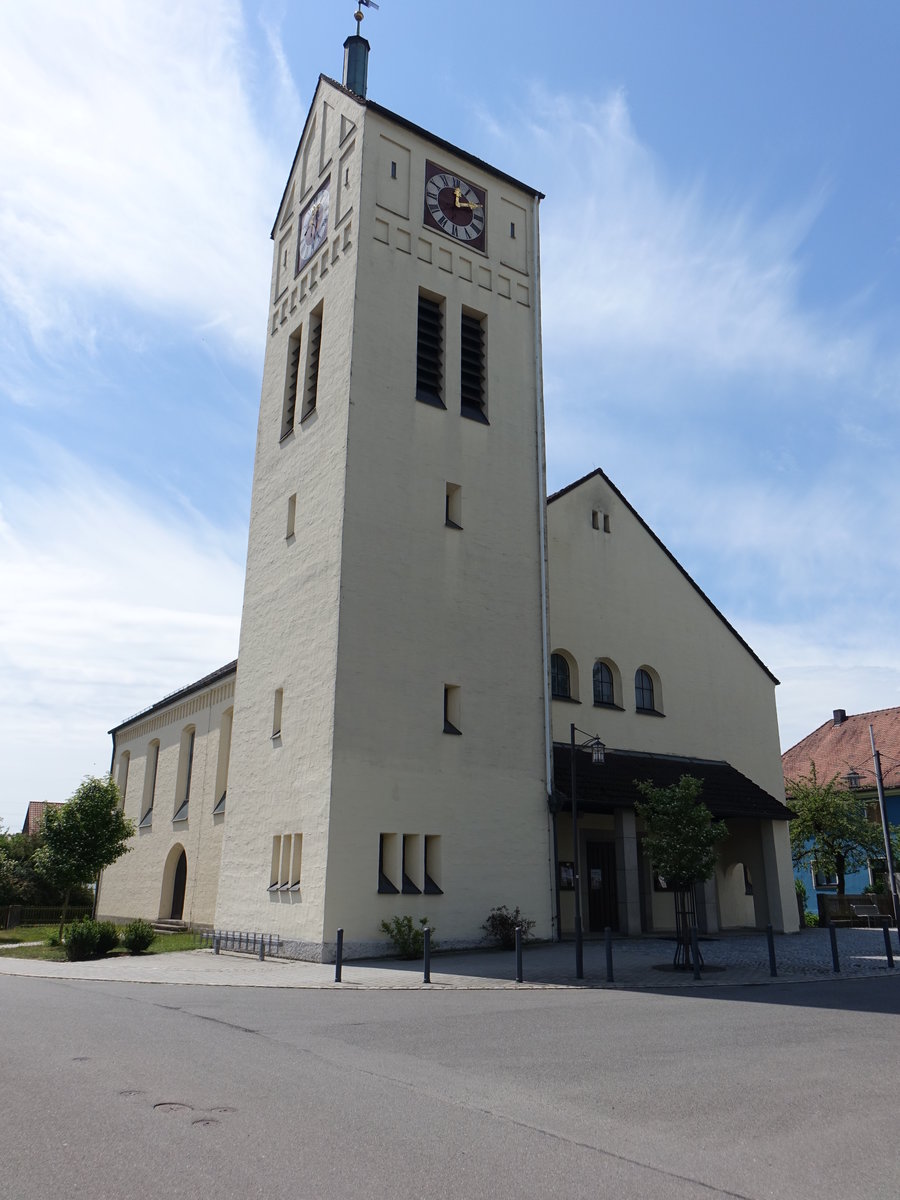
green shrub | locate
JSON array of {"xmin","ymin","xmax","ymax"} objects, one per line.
[
  {"xmin": 95, "ymin": 921, "xmax": 120, "ymax": 956},
  {"xmin": 482, "ymin": 905, "xmax": 535, "ymax": 949},
  {"xmin": 65, "ymin": 918, "xmax": 100, "ymax": 961},
  {"xmin": 122, "ymin": 919, "xmax": 155, "ymax": 955},
  {"xmin": 804, "ymin": 911, "xmax": 819, "ymax": 928},
  {"xmin": 794, "ymin": 877, "xmax": 807, "ymax": 902},
  {"xmin": 379, "ymin": 915, "xmax": 433, "ymax": 959}
]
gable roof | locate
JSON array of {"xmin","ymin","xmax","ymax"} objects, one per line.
[
  {"xmin": 548, "ymin": 467, "xmax": 778, "ymax": 685},
  {"xmin": 551, "ymin": 745, "xmax": 792, "ymax": 821},
  {"xmin": 782, "ymin": 706, "xmax": 900, "ymax": 793},
  {"xmin": 21, "ymin": 800, "xmax": 63, "ymax": 835},
  {"xmin": 272, "ymin": 74, "xmax": 543, "ymax": 238},
  {"xmin": 109, "ymin": 660, "xmax": 237, "ymax": 736}
]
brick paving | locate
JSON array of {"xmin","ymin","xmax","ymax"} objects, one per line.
[{"xmin": 1, "ymin": 926, "xmax": 898, "ymax": 990}]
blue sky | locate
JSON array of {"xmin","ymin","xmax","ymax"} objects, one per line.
[{"xmin": 2, "ymin": 0, "xmax": 900, "ymax": 831}]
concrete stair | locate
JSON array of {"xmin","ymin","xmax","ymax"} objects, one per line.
[{"xmin": 153, "ymin": 919, "xmax": 188, "ymax": 935}]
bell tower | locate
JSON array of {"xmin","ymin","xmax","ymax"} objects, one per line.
[{"xmin": 216, "ymin": 23, "xmax": 553, "ymax": 958}]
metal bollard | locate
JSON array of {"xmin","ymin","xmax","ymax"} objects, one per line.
[
  {"xmin": 423, "ymin": 927, "xmax": 431, "ymax": 983},
  {"xmin": 258, "ymin": 934, "xmax": 265, "ymax": 962},
  {"xmin": 883, "ymin": 924, "xmax": 894, "ymax": 969},
  {"xmin": 515, "ymin": 925, "xmax": 523, "ymax": 983},
  {"xmin": 766, "ymin": 924, "xmax": 777, "ymax": 977},
  {"xmin": 829, "ymin": 923, "xmax": 840, "ymax": 973},
  {"xmin": 335, "ymin": 928, "xmax": 343, "ymax": 983},
  {"xmin": 213, "ymin": 933, "xmax": 220, "ymax": 955},
  {"xmin": 690, "ymin": 926, "xmax": 701, "ymax": 980},
  {"xmin": 605, "ymin": 926, "xmax": 614, "ymax": 983}
]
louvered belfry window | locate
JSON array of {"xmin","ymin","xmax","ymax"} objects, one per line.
[
  {"xmin": 460, "ymin": 311, "xmax": 487, "ymax": 422},
  {"xmin": 303, "ymin": 308, "xmax": 322, "ymax": 418},
  {"xmin": 416, "ymin": 293, "xmax": 443, "ymax": 406},
  {"xmin": 282, "ymin": 331, "xmax": 301, "ymax": 437}
]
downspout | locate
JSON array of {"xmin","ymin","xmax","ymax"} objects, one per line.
[{"xmin": 532, "ymin": 195, "xmax": 555, "ymax": 936}]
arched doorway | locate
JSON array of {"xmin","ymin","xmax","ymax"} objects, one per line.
[
  {"xmin": 160, "ymin": 844, "xmax": 188, "ymax": 921},
  {"xmin": 171, "ymin": 850, "xmax": 187, "ymax": 919}
]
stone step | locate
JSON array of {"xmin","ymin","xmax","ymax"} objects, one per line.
[{"xmin": 152, "ymin": 920, "xmax": 188, "ymax": 934}]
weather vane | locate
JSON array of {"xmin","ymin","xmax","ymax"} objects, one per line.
[{"xmin": 355, "ymin": 0, "xmax": 380, "ymax": 29}]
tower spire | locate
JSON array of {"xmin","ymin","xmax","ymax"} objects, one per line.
[{"xmin": 343, "ymin": 3, "xmax": 376, "ymax": 98}]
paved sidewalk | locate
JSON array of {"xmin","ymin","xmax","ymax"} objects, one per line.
[{"xmin": 1, "ymin": 927, "xmax": 899, "ymax": 990}]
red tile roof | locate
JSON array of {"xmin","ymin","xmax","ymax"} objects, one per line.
[
  {"xmin": 782, "ymin": 707, "xmax": 900, "ymax": 793},
  {"xmin": 21, "ymin": 800, "xmax": 63, "ymax": 835}
]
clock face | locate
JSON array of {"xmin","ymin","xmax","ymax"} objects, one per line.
[
  {"xmin": 298, "ymin": 180, "xmax": 330, "ymax": 268},
  {"xmin": 423, "ymin": 161, "xmax": 486, "ymax": 251}
]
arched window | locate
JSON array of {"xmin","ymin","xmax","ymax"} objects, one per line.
[
  {"xmin": 593, "ymin": 661, "xmax": 614, "ymax": 706},
  {"xmin": 635, "ymin": 668, "xmax": 655, "ymax": 712},
  {"xmin": 551, "ymin": 653, "xmax": 571, "ymax": 699}
]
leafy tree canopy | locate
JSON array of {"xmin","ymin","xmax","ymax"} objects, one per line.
[
  {"xmin": 635, "ymin": 774, "xmax": 727, "ymax": 888},
  {"xmin": 33, "ymin": 776, "xmax": 134, "ymax": 933},
  {"xmin": 786, "ymin": 763, "xmax": 883, "ymax": 894}
]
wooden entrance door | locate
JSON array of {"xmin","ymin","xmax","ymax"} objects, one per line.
[{"xmin": 586, "ymin": 841, "xmax": 618, "ymax": 932}]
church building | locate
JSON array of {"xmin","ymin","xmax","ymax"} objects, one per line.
[{"xmin": 97, "ymin": 20, "xmax": 798, "ymax": 956}]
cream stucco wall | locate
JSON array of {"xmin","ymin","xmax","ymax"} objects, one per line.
[
  {"xmin": 98, "ymin": 672, "xmax": 235, "ymax": 926},
  {"xmin": 214, "ymin": 81, "xmax": 553, "ymax": 956},
  {"xmin": 547, "ymin": 473, "xmax": 798, "ymax": 933}
]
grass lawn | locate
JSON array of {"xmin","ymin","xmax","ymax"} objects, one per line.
[{"xmin": 0, "ymin": 926, "xmax": 207, "ymax": 960}]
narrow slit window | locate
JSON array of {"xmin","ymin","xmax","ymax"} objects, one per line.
[
  {"xmin": 416, "ymin": 293, "xmax": 444, "ymax": 407},
  {"xmin": 424, "ymin": 835, "xmax": 443, "ymax": 895},
  {"xmin": 378, "ymin": 833, "xmax": 399, "ymax": 894},
  {"xmin": 279, "ymin": 835, "xmax": 292, "ymax": 890},
  {"xmin": 140, "ymin": 741, "xmax": 159, "ymax": 827},
  {"xmin": 510, "ymin": 221, "xmax": 516, "ymax": 238},
  {"xmin": 282, "ymin": 330, "xmax": 301, "ymax": 438},
  {"xmin": 286, "ymin": 493, "xmax": 297, "ymax": 539},
  {"xmin": 460, "ymin": 311, "xmax": 487, "ymax": 423},
  {"xmin": 268, "ymin": 835, "xmax": 282, "ymax": 891},
  {"xmin": 302, "ymin": 306, "xmax": 322, "ymax": 419},
  {"xmin": 272, "ymin": 688, "xmax": 284, "ymax": 739},
  {"xmin": 290, "ymin": 834, "xmax": 302, "ymax": 891},
  {"xmin": 390, "ymin": 160, "xmax": 397, "ymax": 179},
  {"xmin": 445, "ymin": 482, "xmax": 462, "ymax": 529},
  {"xmin": 443, "ymin": 685, "xmax": 461, "ymax": 736},
  {"xmin": 402, "ymin": 834, "xmax": 421, "ymax": 894},
  {"xmin": 592, "ymin": 510, "xmax": 600, "ymax": 531}
]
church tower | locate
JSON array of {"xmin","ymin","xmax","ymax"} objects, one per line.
[{"xmin": 216, "ymin": 21, "xmax": 552, "ymax": 958}]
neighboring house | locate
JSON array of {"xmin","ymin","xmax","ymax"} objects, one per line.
[
  {"xmin": 782, "ymin": 707, "xmax": 900, "ymax": 908},
  {"xmin": 97, "ymin": 29, "xmax": 798, "ymax": 953},
  {"xmin": 21, "ymin": 801, "xmax": 62, "ymax": 836}
]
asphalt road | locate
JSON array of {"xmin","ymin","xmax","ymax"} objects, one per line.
[{"xmin": 2, "ymin": 976, "xmax": 898, "ymax": 1200}]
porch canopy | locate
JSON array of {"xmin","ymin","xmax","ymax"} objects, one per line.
[{"xmin": 550, "ymin": 746, "xmax": 793, "ymax": 822}]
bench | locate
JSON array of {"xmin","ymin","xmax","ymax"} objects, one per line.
[{"xmin": 849, "ymin": 904, "xmax": 891, "ymax": 928}]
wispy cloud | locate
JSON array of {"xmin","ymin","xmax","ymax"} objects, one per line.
[
  {"xmin": 494, "ymin": 89, "xmax": 880, "ymax": 391},
  {"xmin": 0, "ymin": 0, "xmax": 282, "ymax": 361},
  {"xmin": 0, "ymin": 443, "xmax": 244, "ymax": 830}
]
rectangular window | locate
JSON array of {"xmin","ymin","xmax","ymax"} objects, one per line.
[
  {"xmin": 460, "ymin": 310, "xmax": 487, "ymax": 423},
  {"xmin": 279, "ymin": 835, "xmax": 292, "ymax": 891},
  {"xmin": 272, "ymin": 688, "xmax": 284, "ymax": 739},
  {"xmin": 281, "ymin": 330, "xmax": 301, "ymax": 438},
  {"xmin": 424, "ymin": 835, "xmax": 443, "ymax": 895},
  {"xmin": 443, "ymin": 685, "xmax": 461, "ymax": 736},
  {"xmin": 416, "ymin": 293, "xmax": 444, "ymax": 407},
  {"xmin": 184, "ymin": 730, "xmax": 195, "ymax": 801},
  {"xmin": 302, "ymin": 305, "xmax": 322, "ymax": 419},
  {"xmin": 286, "ymin": 493, "xmax": 297, "ymax": 539},
  {"xmin": 378, "ymin": 833, "xmax": 400, "ymax": 894},
  {"xmin": 445, "ymin": 482, "xmax": 462, "ymax": 529}
]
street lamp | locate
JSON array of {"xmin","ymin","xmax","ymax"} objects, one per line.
[{"xmin": 570, "ymin": 723, "xmax": 606, "ymax": 980}]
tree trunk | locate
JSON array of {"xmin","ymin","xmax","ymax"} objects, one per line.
[{"xmin": 58, "ymin": 886, "xmax": 71, "ymax": 943}]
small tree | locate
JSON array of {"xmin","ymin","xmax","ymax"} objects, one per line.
[
  {"xmin": 787, "ymin": 764, "xmax": 883, "ymax": 895},
  {"xmin": 33, "ymin": 776, "xmax": 135, "ymax": 938},
  {"xmin": 635, "ymin": 775, "xmax": 727, "ymax": 967}
]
